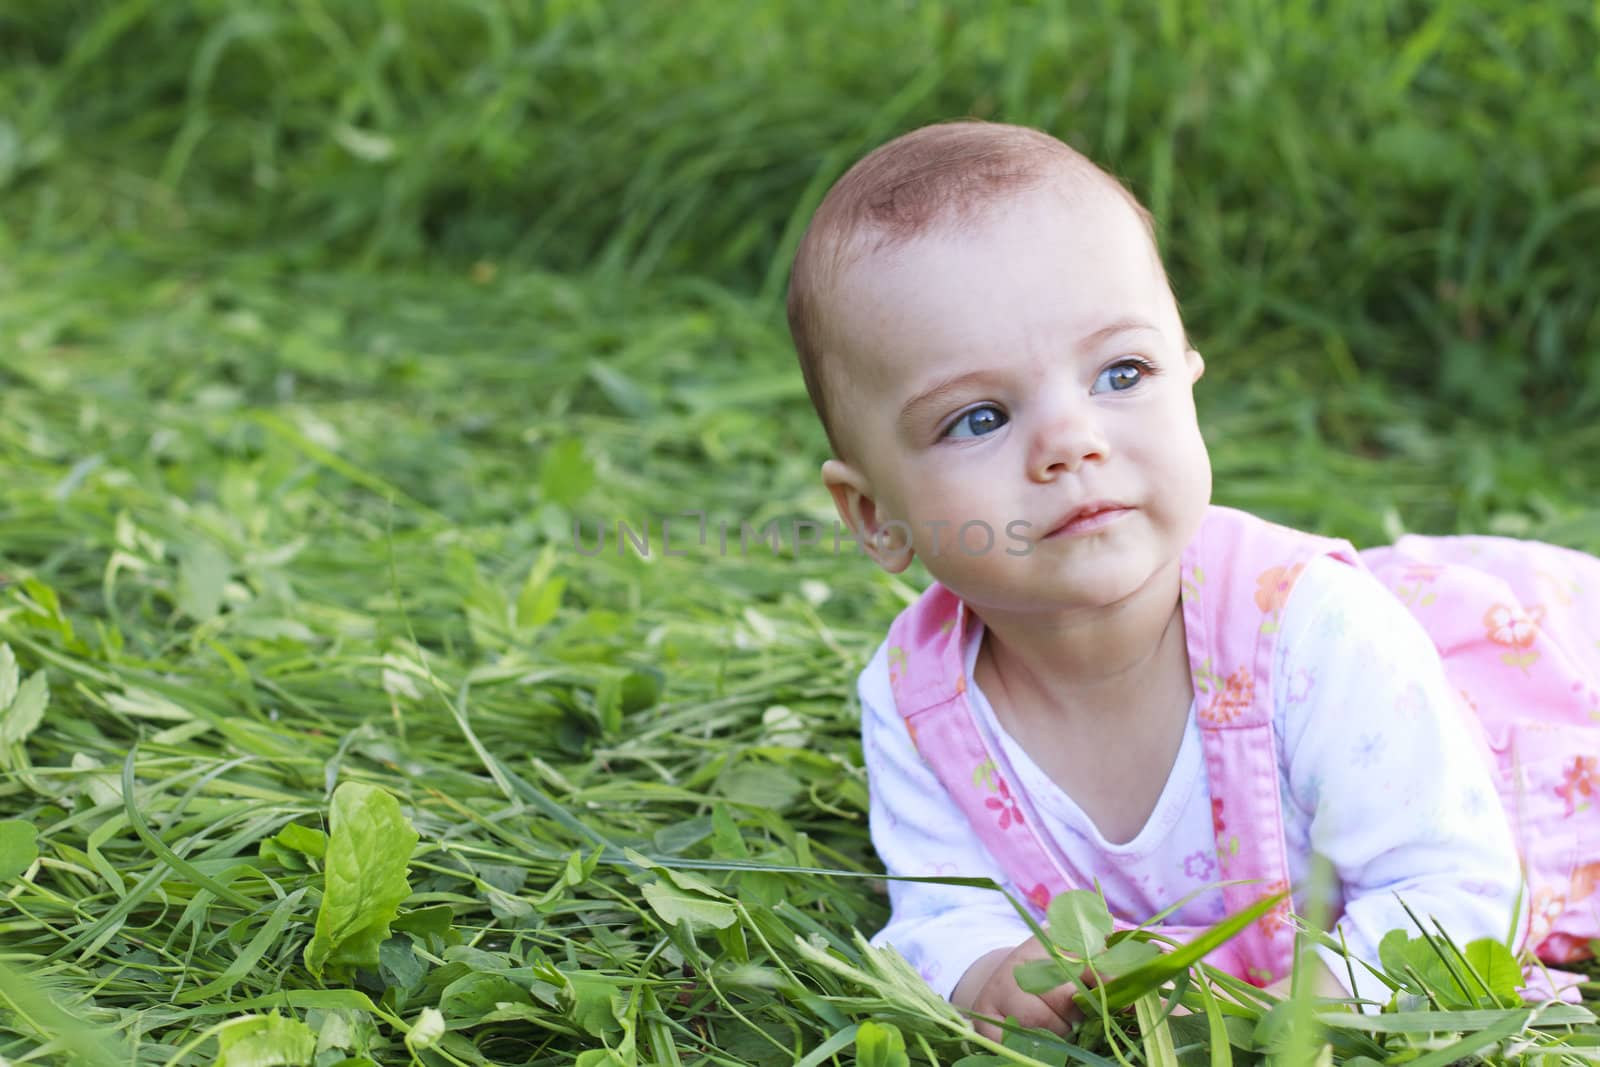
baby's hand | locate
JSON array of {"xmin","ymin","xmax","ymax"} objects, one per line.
[{"xmin": 951, "ymin": 936, "xmax": 1085, "ymax": 1041}]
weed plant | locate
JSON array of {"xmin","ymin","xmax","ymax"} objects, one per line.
[{"xmin": 2, "ymin": 2, "xmax": 1599, "ymax": 1065}]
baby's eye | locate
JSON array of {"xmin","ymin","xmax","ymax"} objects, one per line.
[
  {"xmin": 943, "ymin": 405, "xmax": 1008, "ymax": 439},
  {"xmin": 1092, "ymin": 358, "xmax": 1155, "ymax": 394}
]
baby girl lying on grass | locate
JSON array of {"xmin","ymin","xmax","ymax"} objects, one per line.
[{"xmin": 783, "ymin": 120, "xmax": 1600, "ymax": 1035}]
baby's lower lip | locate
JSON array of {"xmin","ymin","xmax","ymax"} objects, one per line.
[{"xmin": 1045, "ymin": 506, "xmax": 1131, "ymax": 538}]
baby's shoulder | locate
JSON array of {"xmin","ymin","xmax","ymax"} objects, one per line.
[{"xmin": 1280, "ymin": 552, "xmax": 1432, "ymax": 653}]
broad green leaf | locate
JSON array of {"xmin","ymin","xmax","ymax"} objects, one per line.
[
  {"xmin": 1463, "ymin": 938, "xmax": 1519, "ymax": 1002},
  {"xmin": 620, "ymin": 667, "xmax": 662, "ymax": 712},
  {"xmin": 310, "ymin": 1008, "xmax": 376, "ymax": 1057},
  {"xmin": 177, "ymin": 540, "xmax": 230, "ymax": 623},
  {"xmin": 854, "ymin": 1020, "xmax": 910, "ymax": 1067},
  {"xmin": 273, "ymin": 823, "xmax": 327, "ymax": 860},
  {"xmin": 378, "ymin": 939, "xmax": 426, "ymax": 994},
  {"xmin": 213, "ymin": 1012, "xmax": 316, "ymax": 1067},
  {"xmin": 1, "ymin": 669, "xmax": 48, "ymax": 747},
  {"xmin": 438, "ymin": 971, "xmax": 529, "ymax": 1026},
  {"xmin": 1377, "ymin": 927, "xmax": 1505, "ymax": 1006},
  {"xmin": 0, "ymin": 820, "xmax": 39, "ymax": 881},
  {"xmin": 716, "ymin": 760, "xmax": 804, "ymax": 810},
  {"xmin": 303, "ymin": 782, "xmax": 419, "ymax": 980},
  {"xmin": 1014, "ymin": 956, "xmax": 1075, "ymax": 995},
  {"xmin": 1046, "ymin": 889, "xmax": 1113, "ymax": 959},
  {"xmin": 641, "ymin": 878, "xmax": 739, "ymax": 931},
  {"xmin": 1090, "ymin": 937, "xmax": 1162, "ymax": 979},
  {"xmin": 538, "ymin": 438, "xmax": 595, "ymax": 505},
  {"xmin": 391, "ymin": 904, "xmax": 455, "ymax": 938},
  {"xmin": 563, "ymin": 971, "xmax": 626, "ymax": 1038},
  {"xmin": 710, "ymin": 802, "xmax": 750, "ymax": 858}
]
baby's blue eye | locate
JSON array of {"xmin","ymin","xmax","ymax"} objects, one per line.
[
  {"xmin": 1093, "ymin": 360, "xmax": 1149, "ymax": 393},
  {"xmin": 944, "ymin": 406, "xmax": 1008, "ymax": 439}
]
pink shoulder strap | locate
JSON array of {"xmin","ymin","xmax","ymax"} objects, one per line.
[
  {"xmin": 884, "ymin": 583, "xmax": 1089, "ymax": 915},
  {"xmin": 1180, "ymin": 506, "xmax": 1364, "ymax": 984}
]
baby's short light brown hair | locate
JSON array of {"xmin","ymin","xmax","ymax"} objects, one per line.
[{"xmin": 786, "ymin": 120, "xmax": 1161, "ymax": 459}]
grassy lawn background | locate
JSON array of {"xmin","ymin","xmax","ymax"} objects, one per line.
[{"xmin": 2, "ymin": 3, "xmax": 1598, "ymax": 1064}]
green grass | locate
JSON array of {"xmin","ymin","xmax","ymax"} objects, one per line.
[
  {"xmin": 5, "ymin": 1, "xmax": 1598, "ymax": 421},
  {"xmin": 2, "ymin": 2, "xmax": 1600, "ymax": 1064}
]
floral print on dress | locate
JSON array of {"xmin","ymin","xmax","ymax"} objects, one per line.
[
  {"xmin": 1391, "ymin": 563, "xmax": 1443, "ymax": 609},
  {"xmin": 972, "ymin": 758, "xmax": 998, "ymax": 792},
  {"xmin": 1025, "ymin": 883, "xmax": 1051, "ymax": 911},
  {"xmin": 1484, "ymin": 602, "xmax": 1545, "ymax": 673},
  {"xmin": 1555, "ymin": 756, "xmax": 1598, "ymax": 816},
  {"xmin": 1256, "ymin": 880, "xmax": 1293, "ymax": 939},
  {"xmin": 1255, "ymin": 564, "xmax": 1305, "ymax": 614},
  {"xmin": 985, "ymin": 777, "xmax": 1024, "ymax": 830},
  {"xmin": 1200, "ymin": 668, "xmax": 1254, "ymax": 725},
  {"xmin": 1569, "ymin": 861, "xmax": 1600, "ymax": 901},
  {"xmin": 1183, "ymin": 850, "xmax": 1215, "ymax": 881},
  {"xmin": 1255, "ymin": 564, "xmax": 1305, "ymax": 633}
]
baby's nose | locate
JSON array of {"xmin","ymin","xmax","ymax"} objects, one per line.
[{"xmin": 1028, "ymin": 408, "xmax": 1110, "ymax": 479}]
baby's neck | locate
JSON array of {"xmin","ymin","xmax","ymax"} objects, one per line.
[{"xmin": 971, "ymin": 560, "xmax": 1190, "ymax": 725}]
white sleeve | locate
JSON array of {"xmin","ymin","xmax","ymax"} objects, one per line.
[
  {"xmin": 858, "ymin": 639, "xmax": 1035, "ymax": 1000},
  {"xmin": 1276, "ymin": 557, "xmax": 1523, "ymax": 1004}
]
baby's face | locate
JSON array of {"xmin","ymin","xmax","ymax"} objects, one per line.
[{"xmin": 821, "ymin": 181, "xmax": 1213, "ymax": 618}]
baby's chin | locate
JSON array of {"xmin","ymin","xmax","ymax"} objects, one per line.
[{"xmin": 934, "ymin": 551, "xmax": 1186, "ymax": 621}]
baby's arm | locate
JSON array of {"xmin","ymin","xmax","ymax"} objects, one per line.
[
  {"xmin": 1276, "ymin": 557, "xmax": 1523, "ymax": 1004},
  {"xmin": 858, "ymin": 643, "xmax": 1076, "ymax": 1032}
]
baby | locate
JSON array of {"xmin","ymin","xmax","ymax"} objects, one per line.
[{"xmin": 785, "ymin": 121, "xmax": 1600, "ymax": 1035}]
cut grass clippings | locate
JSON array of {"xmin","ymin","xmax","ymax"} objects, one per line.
[{"xmin": 2, "ymin": 248, "xmax": 1596, "ymax": 1064}]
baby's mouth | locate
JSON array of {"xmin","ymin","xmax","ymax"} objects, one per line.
[{"xmin": 1043, "ymin": 502, "xmax": 1132, "ymax": 539}]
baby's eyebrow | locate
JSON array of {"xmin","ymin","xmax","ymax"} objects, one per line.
[
  {"xmin": 898, "ymin": 371, "xmax": 996, "ymax": 431},
  {"xmin": 1079, "ymin": 318, "xmax": 1161, "ymax": 347}
]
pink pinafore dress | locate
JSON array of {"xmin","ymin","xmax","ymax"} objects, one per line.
[{"xmin": 883, "ymin": 505, "xmax": 1600, "ymax": 988}]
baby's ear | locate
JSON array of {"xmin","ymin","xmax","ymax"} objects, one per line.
[
  {"xmin": 1185, "ymin": 348, "xmax": 1206, "ymax": 383},
  {"xmin": 820, "ymin": 459, "xmax": 914, "ymax": 573}
]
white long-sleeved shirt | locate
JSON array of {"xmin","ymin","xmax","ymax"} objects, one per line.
[{"xmin": 861, "ymin": 555, "xmax": 1522, "ymax": 1005}]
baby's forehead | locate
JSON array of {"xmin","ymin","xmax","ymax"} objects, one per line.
[
  {"xmin": 846, "ymin": 175, "xmax": 1156, "ymax": 287},
  {"xmin": 832, "ymin": 179, "xmax": 1162, "ymax": 315},
  {"xmin": 821, "ymin": 181, "xmax": 1174, "ymax": 385}
]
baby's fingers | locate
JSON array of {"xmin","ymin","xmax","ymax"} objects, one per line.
[{"xmin": 1036, "ymin": 981, "xmax": 1085, "ymax": 1027}]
